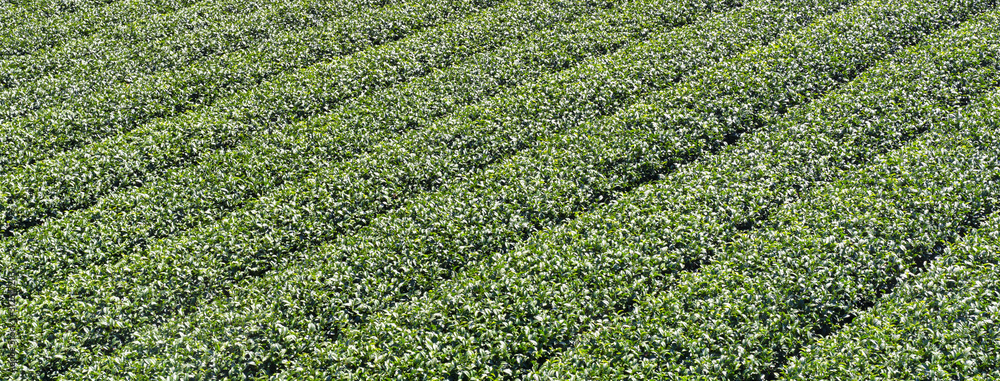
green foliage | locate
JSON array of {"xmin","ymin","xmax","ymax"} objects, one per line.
[
  {"xmin": 0, "ymin": 0, "xmax": 195, "ymax": 60},
  {"xmin": 0, "ymin": 0, "xmax": 538, "ymax": 235},
  {"xmin": 0, "ymin": 0, "xmax": 459, "ymax": 173},
  {"xmin": 56, "ymin": 0, "xmax": 1000, "ymax": 378},
  {"xmin": 2, "ymin": 0, "xmax": 733, "ymax": 378},
  {"xmin": 537, "ymin": 90, "xmax": 1000, "ymax": 380},
  {"xmin": 0, "ymin": 0, "xmax": 355, "ymax": 89},
  {"xmin": 2, "ymin": 0, "xmax": 711, "ymax": 318},
  {"xmin": 0, "ymin": 0, "xmax": 390, "ymax": 120},
  {"xmin": 270, "ymin": 4, "xmax": 1000, "ymax": 380},
  {"xmin": 781, "ymin": 214, "xmax": 1000, "ymax": 380},
  {"xmin": 2, "ymin": 0, "xmax": 999, "ymax": 378},
  {"xmin": 0, "ymin": 0, "xmax": 499, "ymax": 174},
  {"xmin": 62, "ymin": 0, "xmax": 841, "ymax": 375}
]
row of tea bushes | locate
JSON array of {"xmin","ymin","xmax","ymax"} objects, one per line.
[
  {"xmin": 68, "ymin": 0, "xmax": 983, "ymax": 377},
  {"xmin": 0, "ymin": 0, "xmax": 195, "ymax": 61},
  {"xmin": 0, "ymin": 0, "xmax": 357, "ymax": 89},
  {"xmin": 782, "ymin": 213, "xmax": 1000, "ymax": 380},
  {"xmin": 0, "ymin": 0, "xmax": 115, "ymax": 24},
  {"xmin": 536, "ymin": 89, "xmax": 1000, "ymax": 380},
  {"xmin": 0, "ymin": 0, "xmax": 543, "ymax": 236},
  {"xmin": 0, "ymin": 0, "xmax": 498, "ymax": 174},
  {"xmin": 0, "ymin": 0, "xmax": 680, "ymax": 378},
  {"xmin": 269, "ymin": 3, "xmax": 1000, "ymax": 380},
  {"xmin": 0, "ymin": 0, "xmax": 389, "ymax": 120},
  {"xmin": 3, "ymin": 0, "xmax": 841, "ymax": 378},
  {"xmin": 0, "ymin": 0, "xmax": 716, "ymax": 314}
]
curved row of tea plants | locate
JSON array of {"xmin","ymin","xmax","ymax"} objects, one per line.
[
  {"xmin": 4, "ymin": 0, "xmax": 999, "ymax": 379},
  {"xmin": 0, "ymin": 0, "xmax": 586, "ymax": 236},
  {"xmin": 0, "ymin": 0, "xmax": 390, "ymax": 122},
  {"xmin": 60, "ymin": 0, "xmax": 992, "ymax": 378},
  {"xmin": 535, "ymin": 88, "xmax": 1000, "ymax": 380},
  {"xmin": 0, "ymin": 0, "xmax": 115, "ymax": 25},
  {"xmin": 51, "ymin": 0, "xmax": 838, "ymax": 376},
  {"xmin": 0, "ymin": 0, "xmax": 855, "ymax": 377},
  {"xmin": 0, "ymin": 0, "xmax": 353, "ymax": 90},
  {"xmin": 268, "ymin": 5, "xmax": 1000, "ymax": 380},
  {"xmin": 0, "ymin": 0, "xmax": 113, "ymax": 30},
  {"xmin": 0, "ymin": 0, "xmax": 696, "ymax": 377},
  {"xmin": 0, "ymin": 0, "xmax": 723, "ymax": 311},
  {"xmin": 787, "ymin": 215, "xmax": 1000, "ymax": 380},
  {"xmin": 0, "ymin": 0, "xmax": 500, "ymax": 175},
  {"xmin": 0, "ymin": 0, "xmax": 195, "ymax": 62},
  {"xmin": 0, "ymin": 0, "xmax": 755, "ymax": 375},
  {"xmin": 780, "ymin": 211, "xmax": 1000, "ymax": 380}
]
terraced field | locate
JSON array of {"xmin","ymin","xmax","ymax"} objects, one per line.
[{"xmin": 1, "ymin": 0, "xmax": 999, "ymax": 379}]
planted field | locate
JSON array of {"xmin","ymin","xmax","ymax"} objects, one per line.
[{"xmin": 1, "ymin": 0, "xmax": 998, "ymax": 379}]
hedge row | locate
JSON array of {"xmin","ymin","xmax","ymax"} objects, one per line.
[
  {"xmin": 3, "ymin": 0, "xmax": 837, "ymax": 377},
  {"xmin": 536, "ymin": 87, "xmax": 1000, "ymax": 380},
  {"xmin": 0, "ymin": 0, "xmax": 387, "ymax": 121},
  {"xmin": 0, "ymin": 0, "xmax": 702, "ymax": 377},
  {"xmin": 0, "ymin": 0, "xmax": 114, "ymax": 28},
  {"xmin": 0, "ymin": 0, "xmax": 195, "ymax": 60},
  {"xmin": 67, "ymin": 0, "xmax": 982, "ymax": 377},
  {"xmin": 0, "ymin": 0, "xmax": 115, "ymax": 23},
  {"xmin": 0, "ymin": 0, "xmax": 491, "ymax": 175},
  {"xmin": 0, "ymin": 0, "xmax": 345, "ymax": 88},
  {"xmin": 0, "ymin": 0, "xmax": 539, "ymax": 236},
  {"xmin": 0, "ymin": 0, "xmax": 706, "ymax": 314},
  {"xmin": 781, "ymin": 213, "xmax": 1000, "ymax": 380},
  {"xmin": 265, "ymin": 3, "xmax": 1000, "ymax": 380}
]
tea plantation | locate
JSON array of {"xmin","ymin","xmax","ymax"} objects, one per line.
[{"xmin": 2, "ymin": 0, "xmax": 999, "ymax": 379}]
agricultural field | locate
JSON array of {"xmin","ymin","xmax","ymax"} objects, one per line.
[{"xmin": 1, "ymin": 0, "xmax": 999, "ymax": 379}]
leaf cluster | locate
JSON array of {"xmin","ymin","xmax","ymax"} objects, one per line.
[
  {"xmin": 1, "ymin": 0, "xmax": 720, "ymax": 377},
  {"xmin": 0, "ymin": 0, "xmax": 512, "ymax": 235},
  {"xmin": 783, "ymin": 214, "xmax": 1000, "ymax": 380},
  {"xmin": 0, "ymin": 0, "xmax": 193, "ymax": 60},
  {"xmin": 0, "ymin": 0, "xmax": 424, "ymax": 172},
  {"xmin": 541, "ymin": 90, "xmax": 1000, "ymax": 380}
]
